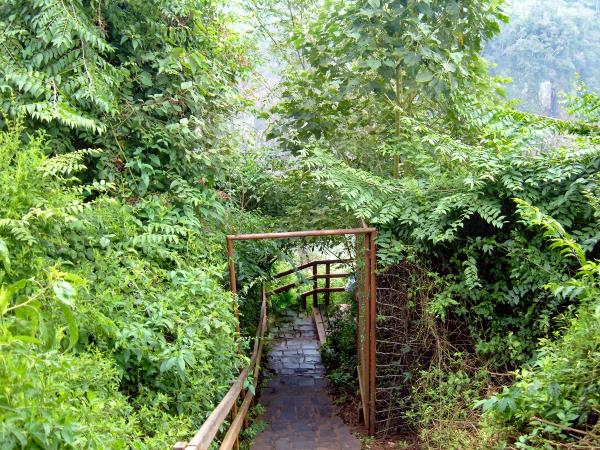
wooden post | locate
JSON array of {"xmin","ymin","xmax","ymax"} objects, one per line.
[
  {"xmin": 226, "ymin": 237, "xmax": 240, "ymax": 336},
  {"xmin": 363, "ymin": 234, "xmax": 372, "ymax": 433},
  {"xmin": 312, "ymin": 262, "xmax": 318, "ymax": 307},
  {"xmin": 325, "ymin": 262, "xmax": 331, "ymax": 306},
  {"xmin": 226, "ymin": 237, "xmax": 240, "ymax": 450},
  {"xmin": 368, "ymin": 231, "xmax": 377, "ymax": 436},
  {"xmin": 232, "ymin": 403, "xmax": 239, "ymax": 450}
]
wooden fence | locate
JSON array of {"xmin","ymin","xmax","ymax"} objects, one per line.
[
  {"xmin": 271, "ymin": 259, "xmax": 352, "ymax": 308},
  {"xmin": 173, "ymin": 287, "xmax": 268, "ymax": 450}
]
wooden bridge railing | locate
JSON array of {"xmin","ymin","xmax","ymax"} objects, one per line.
[
  {"xmin": 173, "ymin": 286, "xmax": 268, "ymax": 450},
  {"xmin": 270, "ymin": 259, "xmax": 353, "ymax": 308},
  {"xmin": 172, "ymin": 253, "xmax": 366, "ymax": 449}
]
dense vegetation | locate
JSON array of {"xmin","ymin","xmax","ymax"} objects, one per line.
[
  {"xmin": 248, "ymin": 0, "xmax": 600, "ymax": 448},
  {"xmin": 0, "ymin": 1, "xmax": 263, "ymax": 447},
  {"xmin": 1, "ymin": 0, "xmax": 599, "ymax": 449}
]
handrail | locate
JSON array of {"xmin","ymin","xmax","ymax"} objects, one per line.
[
  {"xmin": 271, "ymin": 273, "xmax": 351, "ymax": 295},
  {"xmin": 173, "ymin": 258, "xmax": 355, "ymax": 449},
  {"xmin": 300, "ymin": 287, "xmax": 345, "ymax": 298},
  {"xmin": 173, "ymin": 287, "xmax": 268, "ymax": 450},
  {"xmin": 274, "ymin": 259, "xmax": 352, "ymax": 279},
  {"xmin": 271, "ymin": 259, "xmax": 354, "ymax": 308},
  {"xmin": 219, "ymin": 307, "xmax": 266, "ymax": 449},
  {"xmin": 227, "ymin": 228, "xmax": 376, "ymax": 241},
  {"xmin": 312, "ymin": 306, "xmax": 327, "ymax": 345}
]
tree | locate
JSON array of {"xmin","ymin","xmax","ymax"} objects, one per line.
[
  {"xmin": 0, "ymin": 0, "xmax": 250, "ymax": 195},
  {"xmin": 484, "ymin": 0, "xmax": 600, "ymax": 117},
  {"xmin": 270, "ymin": 0, "xmax": 507, "ymax": 176}
]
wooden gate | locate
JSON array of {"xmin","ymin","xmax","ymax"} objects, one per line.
[{"xmin": 354, "ymin": 231, "xmax": 378, "ymax": 435}]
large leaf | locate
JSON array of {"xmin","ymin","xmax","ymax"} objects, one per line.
[
  {"xmin": 53, "ymin": 280, "xmax": 75, "ymax": 307},
  {"xmin": 416, "ymin": 69, "xmax": 434, "ymax": 83},
  {"xmin": 58, "ymin": 302, "xmax": 79, "ymax": 351},
  {"xmin": 365, "ymin": 58, "xmax": 381, "ymax": 70},
  {"xmin": 53, "ymin": 280, "xmax": 78, "ymax": 350},
  {"xmin": 0, "ymin": 286, "xmax": 9, "ymax": 316},
  {"xmin": 0, "ymin": 238, "xmax": 10, "ymax": 273}
]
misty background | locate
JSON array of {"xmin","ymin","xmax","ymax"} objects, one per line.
[{"xmin": 483, "ymin": 0, "xmax": 600, "ymax": 118}]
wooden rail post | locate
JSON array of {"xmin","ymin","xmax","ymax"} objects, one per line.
[
  {"xmin": 363, "ymin": 233, "xmax": 371, "ymax": 433},
  {"xmin": 325, "ymin": 262, "xmax": 331, "ymax": 306},
  {"xmin": 312, "ymin": 262, "xmax": 318, "ymax": 307},
  {"xmin": 226, "ymin": 236, "xmax": 240, "ymax": 450},
  {"xmin": 226, "ymin": 237, "xmax": 239, "ymax": 336},
  {"xmin": 368, "ymin": 230, "xmax": 377, "ymax": 436}
]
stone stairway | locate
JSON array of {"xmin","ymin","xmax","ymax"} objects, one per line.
[{"xmin": 251, "ymin": 310, "xmax": 361, "ymax": 450}]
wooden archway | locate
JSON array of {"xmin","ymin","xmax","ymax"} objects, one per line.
[{"xmin": 225, "ymin": 228, "xmax": 378, "ymax": 435}]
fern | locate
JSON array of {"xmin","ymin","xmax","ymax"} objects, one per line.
[
  {"xmin": 0, "ymin": 0, "xmax": 119, "ymax": 133},
  {"xmin": 515, "ymin": 199, "xmax": 587, "ymax": 267},
  {"xmin": 41, "ymin": 148, "xmax": 103, "ymax": 179}
]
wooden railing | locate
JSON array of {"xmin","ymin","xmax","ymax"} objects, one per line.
[
  {"xmin": 172, "ymin": 255, "xmax": 365, "ymax": 449},
  {"xmin": 271, "ymin": 259, "xmax": 352, "ymax": 308},
  {"xmin": 223, "ymin": 229, "xmax": 377, "ymax": 435},
  {"xmin": 173, "ymin": 287, "xmax": 268, "ymax": 450}
]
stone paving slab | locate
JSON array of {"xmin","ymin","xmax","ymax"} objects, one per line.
[{"xmin": 251, "ymin": 311, "xmax": 361, "ymax": 450}]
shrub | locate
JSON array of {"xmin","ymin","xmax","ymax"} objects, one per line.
[
  {"xmin": 478, "ymin": 201, "xmax": 600, "ymax": 448},
  {"xmin": 321, "ymin": 306, "xmax": 358, "ymax": 398},
  {"xmin": 0, "ymin": 121, "xmax": 239, "ymax": 448}
]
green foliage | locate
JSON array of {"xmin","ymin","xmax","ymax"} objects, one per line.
[
  {"xmin": 0, "ymin": 347, "xmax": 134, "ymax": 449},
  {"xmin": 245, "ymin": 0, "xmax": 320, "ymax": 69},
  {"xmin": 270, "ymin": 290, "xmax": 298, "ymax": 312},
  {"xmin": 282, "ymin": 91, "xmax": 600, "ymax": 364},
  {"xmin": 0, "ymin": 0, "xmax": 250, "ymax": 196},
  {"xmin": 0, "ymin": 1, "xmax": 265, "ymax": 445},
  {"xmin": 478, "ymin": 201, "xmax": 600, "ymax": 448},
  {"xmin": 0, "ymin": 121, "xmax": 240, "ymax": 448},
  {"xmin": 256, "ymin": 1, "xmax": 600, "ymax": 446},
  {"xmin": 407, "ymin": 365, "xmax": 508, "ymax": 449},
  {"xmin": 321, "ymin": 306, "xmax": 358, "ymax": 398},
  {"xmin": 269, "ymin": 0, "xmax": 508, "ymax": 178}
]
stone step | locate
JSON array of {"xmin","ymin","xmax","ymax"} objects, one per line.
[{"xmin": 251, "ymin": 309, "xmax": 360, "ymax": 450}]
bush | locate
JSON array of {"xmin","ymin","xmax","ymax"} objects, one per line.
[
  {"xmin": 407, "ymin": 365, "xmax": 508, "ymax": 449},
  {"xmin": 0, "ymin": 121, "xmax": 239, "ymax": 448},
  {"xmin": 321, "ymin": 306, "xmax": 358, "ymax": 398},
  {"xmin": 478, "ymin": 202, "xmax": 600, "ymax": 448}
]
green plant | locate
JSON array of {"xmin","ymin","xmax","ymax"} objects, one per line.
[
  {"xmin": 270, "ymin": 290, "xmax": 298, "ymax": 311},
  {"xmin": 252, "ymin": 3, "xmax": 600, "ymax": 446},
  {"xmin": 321, "ymin": 305, "xmax": 358, "ymax": 397},
  {"xmin": 0, "ymin": 0, "xmax": 250, "ymax": 196},
  {"xmin": 478, "ymin": 200, "xmax": 600, "ymax": 448},
  {"xmin": 241, "ymin": 404, "xmax": 267, "ymax": 450},
  {"xmin": 0, "ymin": 117, "xmax": 245, "ymax": 448},
  {"xmin": 407, "ymin": 365, "xmax": 508, "ymax": 449}
]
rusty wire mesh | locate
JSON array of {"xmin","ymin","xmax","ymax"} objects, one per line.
[{"xmin": 374, "ymin": 261, "xmax": 439, "ymax": 436}]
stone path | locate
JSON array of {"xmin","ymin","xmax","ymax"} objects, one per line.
[{"xmin": 251, "ymin": 310, "xmax": 361, "ymax": 450}]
